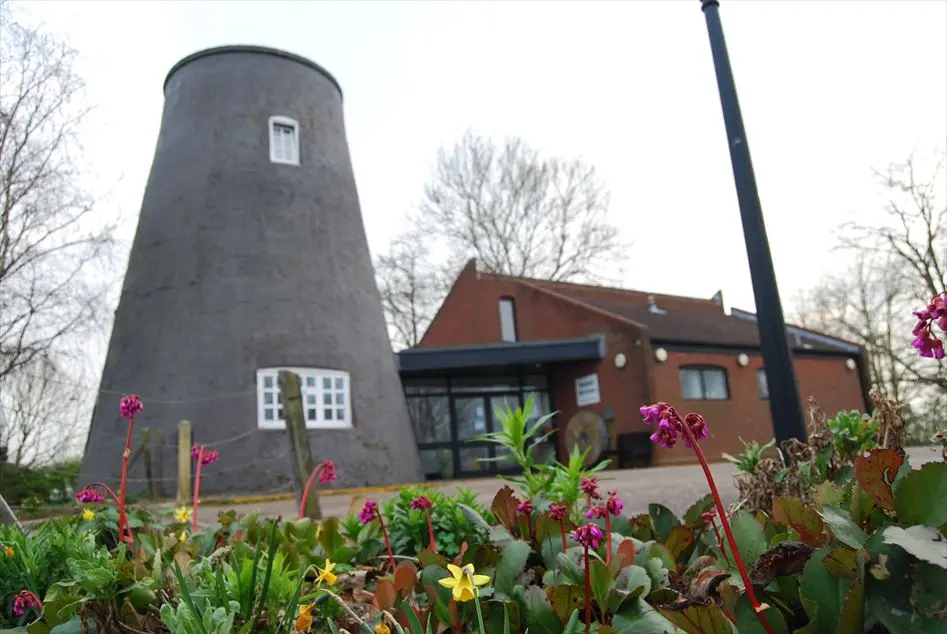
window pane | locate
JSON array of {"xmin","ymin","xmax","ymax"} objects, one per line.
[
  {"xmin": 263, "ymin": 375, "xmax": 274, "ymax": 388},
  {"xmin": 306, "ymin": 394, "xmax": 316, "ymax": 405},
  {"xmin": 702, "ymin": 369, "xmax": 729, "ymax": 400},
  {"xmin": 404, "ymin": 377, "xmax": 448, "ymax": 395},
  {"xmin": 458, "ymin": 447, "xmax": 491, "ymax": 474},
  {"xmin": 335, "ymin": 377, "xmax": 344, "ymax": 390},
  {"xmin": 450, "ymin": 376, "xmax": 519, "ymax": 393},
  {"xmin": 498, "ymin": 298, "xmax": 517, "ymax": 342},
  {"xmin": 522, "ymin": 374, "xmax": 548, "ymax": 391},
  {"xmin": 334, "ymin": 392, "xmax": 344, "ymax": 405},
  {"xmin": 307, "ymin": 408, "xmax": 316, "ymax": 421},
  {"xmin": 277, "ymin": 407, "xmax": 284, "ymax": 420},
  {"xmin": 418, "ymin": 449, "xmax": 453, "ymax": 479},
  {"xmin": 264, "ymin": 392, "xmax": 274, "ymax": 405},
  {"xmin": 264, "ymin": 408, "xmax": 274, "ymax": 421},
  {"xmin": 336, "ymin": 408, "xmax": 345, "ymax": 420},
  {"xmin": 306, "ymin": 377, "xmax": 316, "ymax": 387},
  {"xmin": 489, "ymin": 394, "xmax": 521, "ymax": 423},
  {"xmin": 679, "ymin": 369, "xmax": 703, "ymax": 399},
  {"xmin": 407, "ymin": 396, "xmax": 450, "ymax": 443},
  {"xmin": 323, "ymin": 391, "xmax": 332, "ymax": 405},
  {"xmin": 323, "ymin": 378, "xmax": 332, "ymax": 389},
  {"xmin": 324, "ymin": 408, "xmax": 333, "ymax": 420},
  {"xmin": 454, "ymin": 397, "xmax": 486, "ymax": 440},
  {"xmin": 757, "ymin": 369, "xmax": 769, "ymax": 399}
]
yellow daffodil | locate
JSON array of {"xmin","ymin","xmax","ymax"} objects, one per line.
[
  {"xmin": 81, "ymin": 509, "xmax": 96, "ymax": 522},
  {"xmin": 3, "ymin": 545, "xmax": 13, "ymax": 558},
  {"xmin": 437, "ymin": 563, "xmax": 490, "ymax": 602},
  {"xmin": 178, "ymin": 531, "xmax": 187, "ymax": 543},
  {"xmin": 375, "ymin": 621, "xmax": 391, "ymax": 634},
  {"xmin": 294, "ymin": 603, "xmax": 314, "ymax": 632},
  {"xmin": 315, "ymin": 558, "xmax": 337, "ymax": 586},
  {"xmin": 174, "ymin": 507, "xmax": 193, "ymax": 523}
]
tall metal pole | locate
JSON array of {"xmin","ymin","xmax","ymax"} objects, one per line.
[{"xmin": 699, "ymin": 0, "xmax": 807, "ymax": 447}]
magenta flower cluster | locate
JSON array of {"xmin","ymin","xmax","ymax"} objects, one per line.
[
  {"xmin": 410, "ymin": 495, "xmax": 433, "ymax": 510},
  {"xmin": 119, "ymin": 394, "xmax": 143, "ymax": 420},
  {"xmin": 640, "ymin": 402, "xmax": 709, "ymax": 449},
  {"xmin": 358, "ymin": 500, "xmax": 380, "ymax": 525},
  {"xmin": 317, "ymin": 460, "xmax": 337, "ymax": 484},
  {"xmin": 12, "ymin": 590, "xmax": 41, "ymax": 617},
  {"xmin": 580, "ymin": 476, "xmax": 601, "ymax": 500},
  {"xmin": 548, "ymin": 503, "xmax": 568, "ymax": 521},
  {"xmin": 517, "ymin": 499, "xmax": 534, "ymax": 514},
  {"xmin": 587, "ymin": 490, "xmax": 623, "ymax": 519},
  {"xmin": 75, "ymin": 487, "xmax": 105, "ymax": 504},
  {"xmin": 191, "ymin": 445, "xmax": 220, "ymax": 466},
  {"xmin": 573, "ymin": 523, "xmax": 604, "ymax": 549},
  {"xmin": 912, "ymin": 292, "xmax": 947, "ymax": 359}
]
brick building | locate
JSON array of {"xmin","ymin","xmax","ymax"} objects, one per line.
[{"xmin": 395, "ymin": 259, "xmax": 871, "ymax": 480}]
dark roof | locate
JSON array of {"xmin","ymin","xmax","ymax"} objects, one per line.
[
  {"xmin": 587, "ymin": 299, "xmax": 859, "ymax": 354},
  {"xmin": 396, "ymin": 336, "xmax": 606, "ymax": 374}
]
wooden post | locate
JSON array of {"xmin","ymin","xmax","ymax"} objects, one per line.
[
  {"xmin": 0, "ymin": 493, "xmax": 22, "ymax": 530},
  {"xmin": 177, "ymin": 420, "xmax": 192, "ymax": 506},
  {"xmin": 278, "ymin": 370, "xmax": 321, "ymax": 519}
]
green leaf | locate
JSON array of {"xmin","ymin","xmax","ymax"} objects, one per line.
[
  {"xmin": 545, "ymin": 585, "xmax": 585, "ymax": 622},
  {"xmin": 589, "ymin": 560, "xmax": 612, "ymax": 614},
  {"xmin": 656, "ymin": 600, "xmax": 734, "ymax": 634},
  {"xmin": 836, "ymin": 580, "xmax": 865, "ymax": 634},
  {"xmin": 894, "ymin": 462, "xmax": 947, "ymax": 528},
  {"xmin": 556, "ymin": 549, "xmax": 587, "ymax": 585},
  {"xmin": 494, "ymin": 539, "xmax": 532, "ymax": 598},
  {"xmin": 683, "ymin": 494, "xmax": 715, "ymax": 529},
  {"xmin": 608, "ymin": 565, "xmax": 652, "ymax": 614},
  {"xmin": 882, "ymin": 525, "xmax": 947, "ymax": 569},
  {"xmin": 613, "ymin": 598, "xmax": 676, "ymax": 634},
  {"xmin": 800, "ymin": 546, "xmax": 850, "ymax": 634},
  {"xmin": 733, "ymin": 594, "xmax": 787, "ymax": 634},
  {"xmin": 771, "ymin": 496, "xmax": 826, "ymax": 547},
  {"xmin": 648, "ymin": 504, "xmax": 680, "ymax": 541},
  {"xmin": 911, "ymin": 561, "xmax": 947, "ymax": 619},
  {"xmin": 722, "ymin": 511, "xmax": 767, "ymax": 567},
  {"xmin": 819, "ymin": 506, "xmax": 868, "ymax": 549},
  {"xmin": 519, "ymin": 585, "xmax": 563, "ymax": 634},
  {"xmin": 47, "ymin": 618, "xmax": 86, "ymax": 634}
]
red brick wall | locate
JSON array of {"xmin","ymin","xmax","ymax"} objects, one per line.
[{"xmin": 648, "ymin": 350, "xmax": 866, "ymax": 465}]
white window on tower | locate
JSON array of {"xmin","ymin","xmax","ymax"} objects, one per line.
[
  {"xmin": 498, "ymin": 297, "xmax": 518, "ymax": 342},
  {"xmin": 256, "ymin": 367, "xmax": 352, "ymax": 429},
  {"xmin": 268, "ymin": 116, "xmax": 300, "ymax": 165}
]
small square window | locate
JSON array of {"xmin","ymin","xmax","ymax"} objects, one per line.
[
  {"xmin": 323, "ymin": 391, "xmax": 332, "ymax": 405},
  {"xmin": 269, "ymin": 117, "xmax": 299, "ymax": 165},
  {"xmin": 334, "ymin": 392, "xmax": 344, "ymax": 405},
  {"xmin": 264, "ymin": 392, "xmax": 274, "ymax": 405},
  {"xmin": 324, "ymin": 408, "xmax": 333, "ymax": 420},
  {"xmin": 264, "ymin": 408, "xmax": 274, "ymax": 421},
  {"xmin": 277, "ymin": 407, "xmax": 284, "ymax": 419},
  {"xmin": 257, "ymin": 368, "xmax": 352, "ymax": 430},
  {"xmin": 263, "ymin": 376, "xmax": 274, "ymax": 388},
  {"xmin": 306, "ymin": 377, "xmax": 316, "ymax": 387},
  {"xmin": 306, "ymin": 394, "xmax": 316, "ymax": 405},
  {"xmin": 757, "ymin": 369, "xmax": 770, "ymax": 400},
  {"xmin": 336, "ymin": 408, "xmax": 345, "ymax": 420},
  {"xmin": 679, "ymin": 367, "xmax": 730, "ymax": 400},
  {"xmin": 323, "ymin": 377, "xmax": 332, "ymax": 389},
  {"xmin": 307, "ymin": 408, "xmax": 317, "ymax": 421},
  {"xmin": 334, "ymin": 377, "xmax": 344, "ymax": 390}
]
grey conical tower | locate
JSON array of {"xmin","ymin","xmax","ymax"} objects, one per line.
[{"xmin": 79, "ymin": 46, "xmax": 422, "ymax": 495}]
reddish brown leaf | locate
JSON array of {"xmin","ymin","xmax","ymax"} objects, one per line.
[
  {"xmin": 748, "ymin": 541, "xmax": 814, "ymax": 587},
  {"xmin": 491, "ymin": 486, "xmax": 520, "ymax": 531},
  {"xmin": 374, "ymin": 578, "xmax": 396, "ymax": 610},
  {"xmin": 823, "ymin": 547, "xmax": 857, "ymax": 579},
  {"xmin": 855, "ymin": 448, "xmax": 904, "ymax": 511},
  {"xmin": 666, "ymin": 525, "xmax": 696, "ymax": 560},
  {"xmin": 656, "ymin": 598, "xmax": 734, "ymax": 634},
  {"xmin": 629, "ymin": 513, "xmax": 655, "ymax": 541},
  {"xmin": 771, "ymin": 496, "xmax": 826, "ymax": 547},
  {"xmin": 615, "ymin": 539, "xmax": 638, "ymax": 570},
  {"xmin": 394, "ymin": 561, "xmax": 418, "ymax": 594},
  {"xmin": 691, "ymin": 568, "xmax": 730, "ymax": 601}
]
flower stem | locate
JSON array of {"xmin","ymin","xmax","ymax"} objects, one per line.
[
  {"xmin": 605, "ymin": 514, "xmax": 612, "ymax": 565},
  {"xmin": 711, "ymin": 518, "xmax": 730, "ymax": 565},
  {"xmin": 379, "ymin": 516, "xmax": 395, "ymax": 572},
  {"xmin": 117, "ymin": 418, "xmax": 135, "ymax": 545},
  {"xmin": 474, "ymin": 596, "xmax": 487, "ymax": 634},
  {"xmin": 298, "ymin": 463, "xmax": 323, "ymax": 519},
  {"xmin": 424, "ymin": 508, "xmax": 438, "ymax": 553},
  {"xmin": 680, "ymin": 424, "xmax": 774, "ymax": 634},
  {"xmin": 559, "ymin": 519, "xmax": 568, "ymax": 552},
  {"xmin": 192, "ymin": 447, "xmax": 203, "ymax": 532},
  {"xmin": 85, "ymin": 482, "xmax": 122, "ymax": 506},
  {"xmin": 583, "ymin": 544, "xmax": 592, "ymax": 634}
]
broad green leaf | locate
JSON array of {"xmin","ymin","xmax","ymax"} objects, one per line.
[
  {"xmin": 556, "ymin": 549, "xmax": 587, "ymax": 585},
  {"xmin": 589, "ymin": 560, "xmax": 612, "ymax": 613},
  {"xmin": 494, "ymin": 539, "xmax": 532, "ymax": 598},
  {"xmin": 854, "ymin": 448, "xmax": 903, "ymax": 511},
  {"xmin": 800, "ymin": 546, "xmax": 850, "ymax": 634},
  {"xmin": 613, "ymin": 598, "xmax": 676, "ymax": 634},
  {"xmin": 882, "ymin": 525, "xmax": 947, "ymax": 569},
  {"xmin": 665, "ymin": 525, "xmax": 696, "ymax": 561},
  {"xmin": 733, "ymin": 594, "xmax": 787, "ymax": 634},
  {"xmin": 656, "ymin": 599, "xmax": 734, "ymax": 634},
  {"xmin": 819, "ymin": 506, "xmax": 868, "ymax": 549},
  {"xmin": 822, "ymin": 547, "xmax": 858, "ymax": 579},
  {"xmin": 648, "ymin": 503, "xmax": 680, "ymax": 541},
  {"xmin": 894, "ymin": 462, "xmax": 947, "ymax": 528},
  {"xmin": 722, "ymin": 511, "xmax": 767, "ymax": 567},
  {"xmin": 545, "ymin": 584, "xmax": 585, "ymax": 623},
  {"xmin": 683, "ymin": 494, "xmax": 715, "ymax": 528},
  {"xmin": 519, "ymin": 585, "xmax": 564, "ymax": 634},
  {"xmin": 836, "ymin": 580, "xmax": 865, "ymax": 634},
  {"xmin": 911, "ymin": 562, "xmax": 947, "ymax": 619}
]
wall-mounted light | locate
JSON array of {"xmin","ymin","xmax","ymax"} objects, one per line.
[
  {"xmin": 614, "ymin": 353, "xmax": 628, "ymax": 369},
  {"xmin": 845, "ymin": 358, "xmax": 857, "ymax": 371},
  {"xmin": 654, "ymin": 347, "xmax": 668, "ymax": 363},
  {"xmin": 737, "ymin": 353, "xmax": 749, "ymax": 367}
]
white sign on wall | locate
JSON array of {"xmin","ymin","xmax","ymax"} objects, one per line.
[{"xmin": 575, "ymin": 373, "xmax": 601, "ymax": 407}]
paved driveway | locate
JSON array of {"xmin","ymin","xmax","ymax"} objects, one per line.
[{"xmin": 191, "ymin": 445, "xmax": 939, "ymax": 525}]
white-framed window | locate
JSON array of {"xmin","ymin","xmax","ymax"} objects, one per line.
[
  {"xmin": 679, "ymin": 366, "xmax": 730, "ymax": 400},
  {"xmin": 256, "ymin": 367, "xmax": 352, "ymax": 430},
  {"xmin": 756, "ymin": 368, "xmax": 769, "ymax": 400},
  {"xmin": 268, "ymin": 116, "xmax": 300, "ymax": 165},
  {"xmin": 498, "ymin": 297, "xmax": 517, "ymax": 342}
]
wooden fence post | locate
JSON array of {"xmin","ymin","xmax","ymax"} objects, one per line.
[
  {"xmin": 177, "ymin": 420, "xmax": 192, "ymax": 506},
  {"xmin": 278, "ymin": 370, "xmax": 321, "ymax": 520},
  {"xmin": 0, "ymin": 494, "xmax": 21, "ymax": 530}
]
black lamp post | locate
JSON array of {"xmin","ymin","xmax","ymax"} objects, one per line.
[{"xmin": 699, "ymin": 0, "xmax": 808, "ymax": 447}]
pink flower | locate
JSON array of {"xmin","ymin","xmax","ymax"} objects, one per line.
[
  {"xmin": 12, "ymin": 590, "xmax": 42, "ymax": 617},
  {"xmin": 358, "ymin": 500, "xmax": 379, "ymax": 525},
  {"xmin": 605, "ymin": 490, "xmax": 624, "ymax": 516},
  {"xmin": 548, "ymin": 503, "xmax": 568, "ymax": 521},
  {"xmin": 641, "ymin": 402, "xmax": 711, "ymax": 449},
  {"xmin": 75, "ymin": 488, "xmax": 105, "ymax": 504},
  {"xmin": 411, "ymin": 495, "xmax": 433, "ymax": 510},
  {"xmin": 517, "ymin": 499, "xmax": 534, "ymax": 514},
  {"xmin": 317, "ymin": 460, "xmax": 337, "ymax": 484},
  {"xmin": 700, "ymin": 509, "xmax": 717, "ymax": 526},
  {"xmin": 651, "ymin": 418, "xmax": 678, "ymax": 449},
  {"xmin": 191, "ymin": 445, "xmax": 219, "ymax": 465},
  {"xmin": 573, "ymin": 523, "xmax": 603, "ymax": 550},
  {"xmin": 119, "ymin": 395, "xmax": 143, "ymax": 420},
  {"xmin": 586, "ymin": 505, "xmax": 607, "ymax": 519},
  {"xmin": 580, "ymin": 476, "xmax": 601, "ymax": 499},
  {"xmin": 683, "ymin": 413, "xmax": 709, "ymax": 448},
  {"xmin": 911, "ymin": 292, "xmax": 947, "ymax": 359}
]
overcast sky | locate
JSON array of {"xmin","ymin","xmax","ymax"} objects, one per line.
[{"xmin": 17, "ymin": 0, "xmax": 947, "ymax": 315}]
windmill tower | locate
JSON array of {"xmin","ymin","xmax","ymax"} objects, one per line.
[{"xmin": 79, "ymin": 46, "xmax": 422, "ymax": 495}]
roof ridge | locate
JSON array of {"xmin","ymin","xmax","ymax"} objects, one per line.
[
  {"xmin": 482, "ymin": 271, "xmax": 718, "ymax": 306},
  {"xmin": 515, "ymin": 279, "xmax": 650, "ymax": 331}
]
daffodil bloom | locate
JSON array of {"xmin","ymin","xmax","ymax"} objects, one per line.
[
  {"xmin": 178, "ymin": 531, "xmax": 187, "ymax": 543},
  {"xmin": 3, "ymin": 545, "xmax": 13, "ymax": 558},
  {"xmin": 315, "ymin": 558, "xmax": 337, "ymax": 586},
  {"xmin": 438, "ymin": 563, "xmax": 490, "ymax": 602},
  {"xmin": 174, "ymin": 507, "xmax": 193, "ymax": 523},
  {"xmin": 294, "ymin": 603, "xmax": 314, "ymax": 632},
  {"xmin": 375, "ymin": 622, "xmax": 391, "ymax": 634},
  {"xmin": 81, "ymin": 509, "xmax": 96, "ymax": 522}
]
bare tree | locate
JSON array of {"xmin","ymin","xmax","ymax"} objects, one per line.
[
  {"xmin": 0, "ymin": 355, "xmax": 86, "ymax": 467},
  {"xmin": 0, "ymin": 1, "xmax": 116, "ymax": 382},
  {"xmin": 375, "ymin": 131, "xmax": 627, "ymax": 349}
]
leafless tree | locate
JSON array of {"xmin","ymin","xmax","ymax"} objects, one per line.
[
  {"xmin": 0, "ymin": 355, "xmax": 86, "ymax": 467},
  {"xmin": 794, "ymin": 151, "xmax": 947, "ymax": 442},
  {"xmin": 0, "ymin": 1, "xmax": 117, "ymax": 382},
  {"xmin": 375, "ymin": 131, "xmax": 627, "ymax": 349}
]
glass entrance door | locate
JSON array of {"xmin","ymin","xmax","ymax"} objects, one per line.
[{"xmin": 453, "ymin": 396, "xmax": 492, "ymax": 477}]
